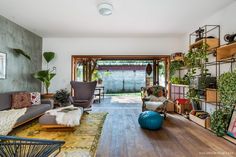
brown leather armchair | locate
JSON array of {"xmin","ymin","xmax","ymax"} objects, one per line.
[{"xmin": 69, "ymin": 81, "xmax": 97, "ymax": 110}]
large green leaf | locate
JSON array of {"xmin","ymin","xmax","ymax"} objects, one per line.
[
  {"xmin": 43, "ymin": 52, "xmax": 55, "ymax": 63},
  {"xmin": 33, "ymin": 70, "xmax": 56, "ymax": 94},
  {"xmin": 13, "ymin": 49, "xmax": 31, "ymax": 60}
]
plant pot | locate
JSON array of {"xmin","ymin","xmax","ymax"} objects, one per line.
[{"xmin": 41, "ymin": 93, "xmax": 54, "ymax": 99}]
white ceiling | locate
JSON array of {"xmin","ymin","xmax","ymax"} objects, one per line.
[{"xmin": 0, "ymin": 0, "xmax": 234, "ymax": 37}]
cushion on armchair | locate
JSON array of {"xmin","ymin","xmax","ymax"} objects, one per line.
[{"xmin": 74, "ymin": 100, "xmax": 89, "ymax": 103}]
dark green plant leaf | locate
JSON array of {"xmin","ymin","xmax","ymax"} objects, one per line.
[
  {"xmin": 211, "ymin": 108, "xmax": 232, "ymax": 137},
  {"xmin": 33, "ymin": 70, "xmax": 56, "ymax": 94},
  {"xmin": 54, "ymin": 89, "xmax": 70, "ymax": 104},
  {"xmin": 13, "ymin": 49, "xmax": 31, "ymax": 60},
  {"xmin": 43, "ymin": 52, "xmax": 55, "ymax": 63}
]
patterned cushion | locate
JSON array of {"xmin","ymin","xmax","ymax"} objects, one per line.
[
  {"xmin": 11, "ymin": 92, "xmax": 32, "ymax": 109},
  {"xmin": 31, "ymin": 92, "xmax": 41, "ymax": 105}
]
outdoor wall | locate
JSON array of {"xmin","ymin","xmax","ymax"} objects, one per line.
[
  {"xmin": 100, "ymin": 70, "xmax": 145, "ymax": 93},
  {"xmin": 43, "ymin": 37, "xmax": 184, "ymax": 92},
  {"xmin": 0, "ymin": 15, "xmax": 42, "ymax": 93}
]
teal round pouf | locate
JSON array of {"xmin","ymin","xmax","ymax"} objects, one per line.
[{"xmin": 138, "ymin": 111, "xmax": 164, "ymax": 130}]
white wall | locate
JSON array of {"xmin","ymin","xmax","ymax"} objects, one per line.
[
  {"xmin": 43, "ymin": 1, "xmax": 236, "ymax": 93},
  {"xmin": 182, "ymin": 1, "xmax": 236, "ymax": 51},
  {"xmin": 43, "ymin": 37, "xmax": 184, "ymax": 92}
]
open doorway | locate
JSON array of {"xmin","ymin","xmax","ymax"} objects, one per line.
[{"xmin": 71, "ymin": 55, "xmax": 170, "ymax": 102}]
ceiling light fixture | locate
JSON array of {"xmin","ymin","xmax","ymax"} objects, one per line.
[{"xmin": 98, "ymin": 2, "xmax": 113, "ymax": 16}]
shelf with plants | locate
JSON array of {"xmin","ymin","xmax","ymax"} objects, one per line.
[
  {"xmin": 185, "ymin": 25, "xmax": 221, "ymax": 129},
  {"xmin": 170, "ymin": 25, "xmax": 222, "ymax": 128},
  {"xmin": 186, "ymin": 25, "xmax": 236, "ymax": 144}
]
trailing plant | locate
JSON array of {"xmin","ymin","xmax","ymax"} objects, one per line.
[
  {"xmin": 170, "ymin": 77, "xmax": 182, "ymax": 84},
  {"xmin": 54, "ymin": 89, "xmax": 70, "ymax": 106},
  {"xmin": 184, "ymin": 44, "xmax": 209, "ymax": 102},
  {"xmin": 170, "ymin": 60, "xmax": 184, "ymax": 78},
  {"xmin": 170, "ymin": 76, "xmax": 189, "ymax": 85},
  {"xmin": 184, "ymin": 44, "xmax": 208, "ymax": 69},
  {"xmin": 33, "ymin": 52, "xmax": 56, "ymax": 94},
  {"xmin": 186, "ymin": 88, "xmax": 199, "ymax": 101},
  {"xmin": 211, "ymin": 108, "xmax": 232, "ymax": 137}
]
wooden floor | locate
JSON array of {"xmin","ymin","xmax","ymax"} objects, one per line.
[{"xmin": 93, "ymin": 95, "xmax": 236, "ymax": 157}]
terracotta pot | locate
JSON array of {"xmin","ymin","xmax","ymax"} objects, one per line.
[{"xmin": 41, "ymin": 93, "xmax": 54, "ymax": 99}]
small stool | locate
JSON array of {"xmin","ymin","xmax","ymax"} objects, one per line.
[{"xmin": 138, "ymin": 111, "xmax": 164, "ymax": 130}]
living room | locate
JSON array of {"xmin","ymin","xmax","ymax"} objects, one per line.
[{"xmin": 1, "ymin": 0, "xmax": 236, "ymax": 157}]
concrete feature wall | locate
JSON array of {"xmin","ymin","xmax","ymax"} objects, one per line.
[{"xmin": 0, "ymin": 15, "xmax": 42, "ymax": 93}]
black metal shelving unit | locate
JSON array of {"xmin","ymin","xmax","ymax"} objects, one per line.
[{"xmin": 170, "ymin": 25, "xmax": 236, "ymax": 144}]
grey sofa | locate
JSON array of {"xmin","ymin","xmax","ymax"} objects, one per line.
[{"xmin": 0, "ymin": 92, "xmax": 53, "ymax": 128}]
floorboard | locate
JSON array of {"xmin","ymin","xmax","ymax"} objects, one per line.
[{"xmin": 93, "ymin": 95, "xmax": 236, "ymax": 157}]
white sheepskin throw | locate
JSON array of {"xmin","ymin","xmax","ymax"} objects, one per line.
[
  {"xmin": 46, "ymin": 105, "xmax": 83, "ymax": 127},
  {"xmin": 0, "ymin": 108, "xmax": 27, "ymax": 135}
]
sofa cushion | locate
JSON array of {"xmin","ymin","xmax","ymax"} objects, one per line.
[
  {"xmin": 16, "ymin": 104, "xmax": 52, "ymax": 125},
  {"xmin": 39, "ymin": 114, "xmax": 57, "ymax": 125},
  {"xmin": 12, "ymin": 92, "xmax": 32, "ymax": 109},
  {"xmin": 30, "ymin": 92, "xmax": 41, "ymax": 105},
  {"xmin": 0, "ymin": 93, "xmax": 11, "ymax": 111}
]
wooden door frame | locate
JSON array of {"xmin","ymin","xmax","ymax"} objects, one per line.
[{"xmin": 71, "ymin": 55, "xmax": 170, "ymax": 95}]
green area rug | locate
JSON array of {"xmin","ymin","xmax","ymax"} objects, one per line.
[{"xmin": 12, "ymin": 112, "xmax": 108, "ymax": 157}]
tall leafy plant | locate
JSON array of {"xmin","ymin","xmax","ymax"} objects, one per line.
[
  {"xmin": 218, "ymin": 70, "xmax": 236, "ymax": 108},
  {"xmin": 211, "ymin": 108, "xmax": 231, "ymax": 137},
  {"xmin": 211, "ymin": 70, "xmax": 236, "ymax": 136},
  {"xmin": 184, "ymin": 44, "xmax": 209, "ymax": 99},
  {"xmin": 34, "ymin": 52, "xmax": 56, "ymax": 94}
]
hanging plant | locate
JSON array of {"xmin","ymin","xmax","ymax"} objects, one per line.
[
  {"xmin": 183, "ymin": 44, "xmax": 209, "ymax": 102},
  {"xmin": 170, "ymin": 60, "xmax": 184, "ymax": 78}
]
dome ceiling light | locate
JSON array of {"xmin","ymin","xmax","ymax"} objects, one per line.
[{"xmin": 98, "ymin": 2, "xmax": 113, "ymax": 16}]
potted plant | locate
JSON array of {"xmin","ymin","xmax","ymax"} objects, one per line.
[
  {"xmin": 33, "ymin": 52, "xmax": 56, "ymax": 99},
  {"xmin": 211, "ymin": 108, "xmax": 231, "ymax": 136},
  {"xmin": 54, "ymin": 89, "xmax": 70, "ymax": 107},
  {"xmin": 92, "ymin": 69, "xmax": 103, "ymax": 84},
  {"xmin": 210, "ymin": 70, "xmax": 236, "ymax": 136}
]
